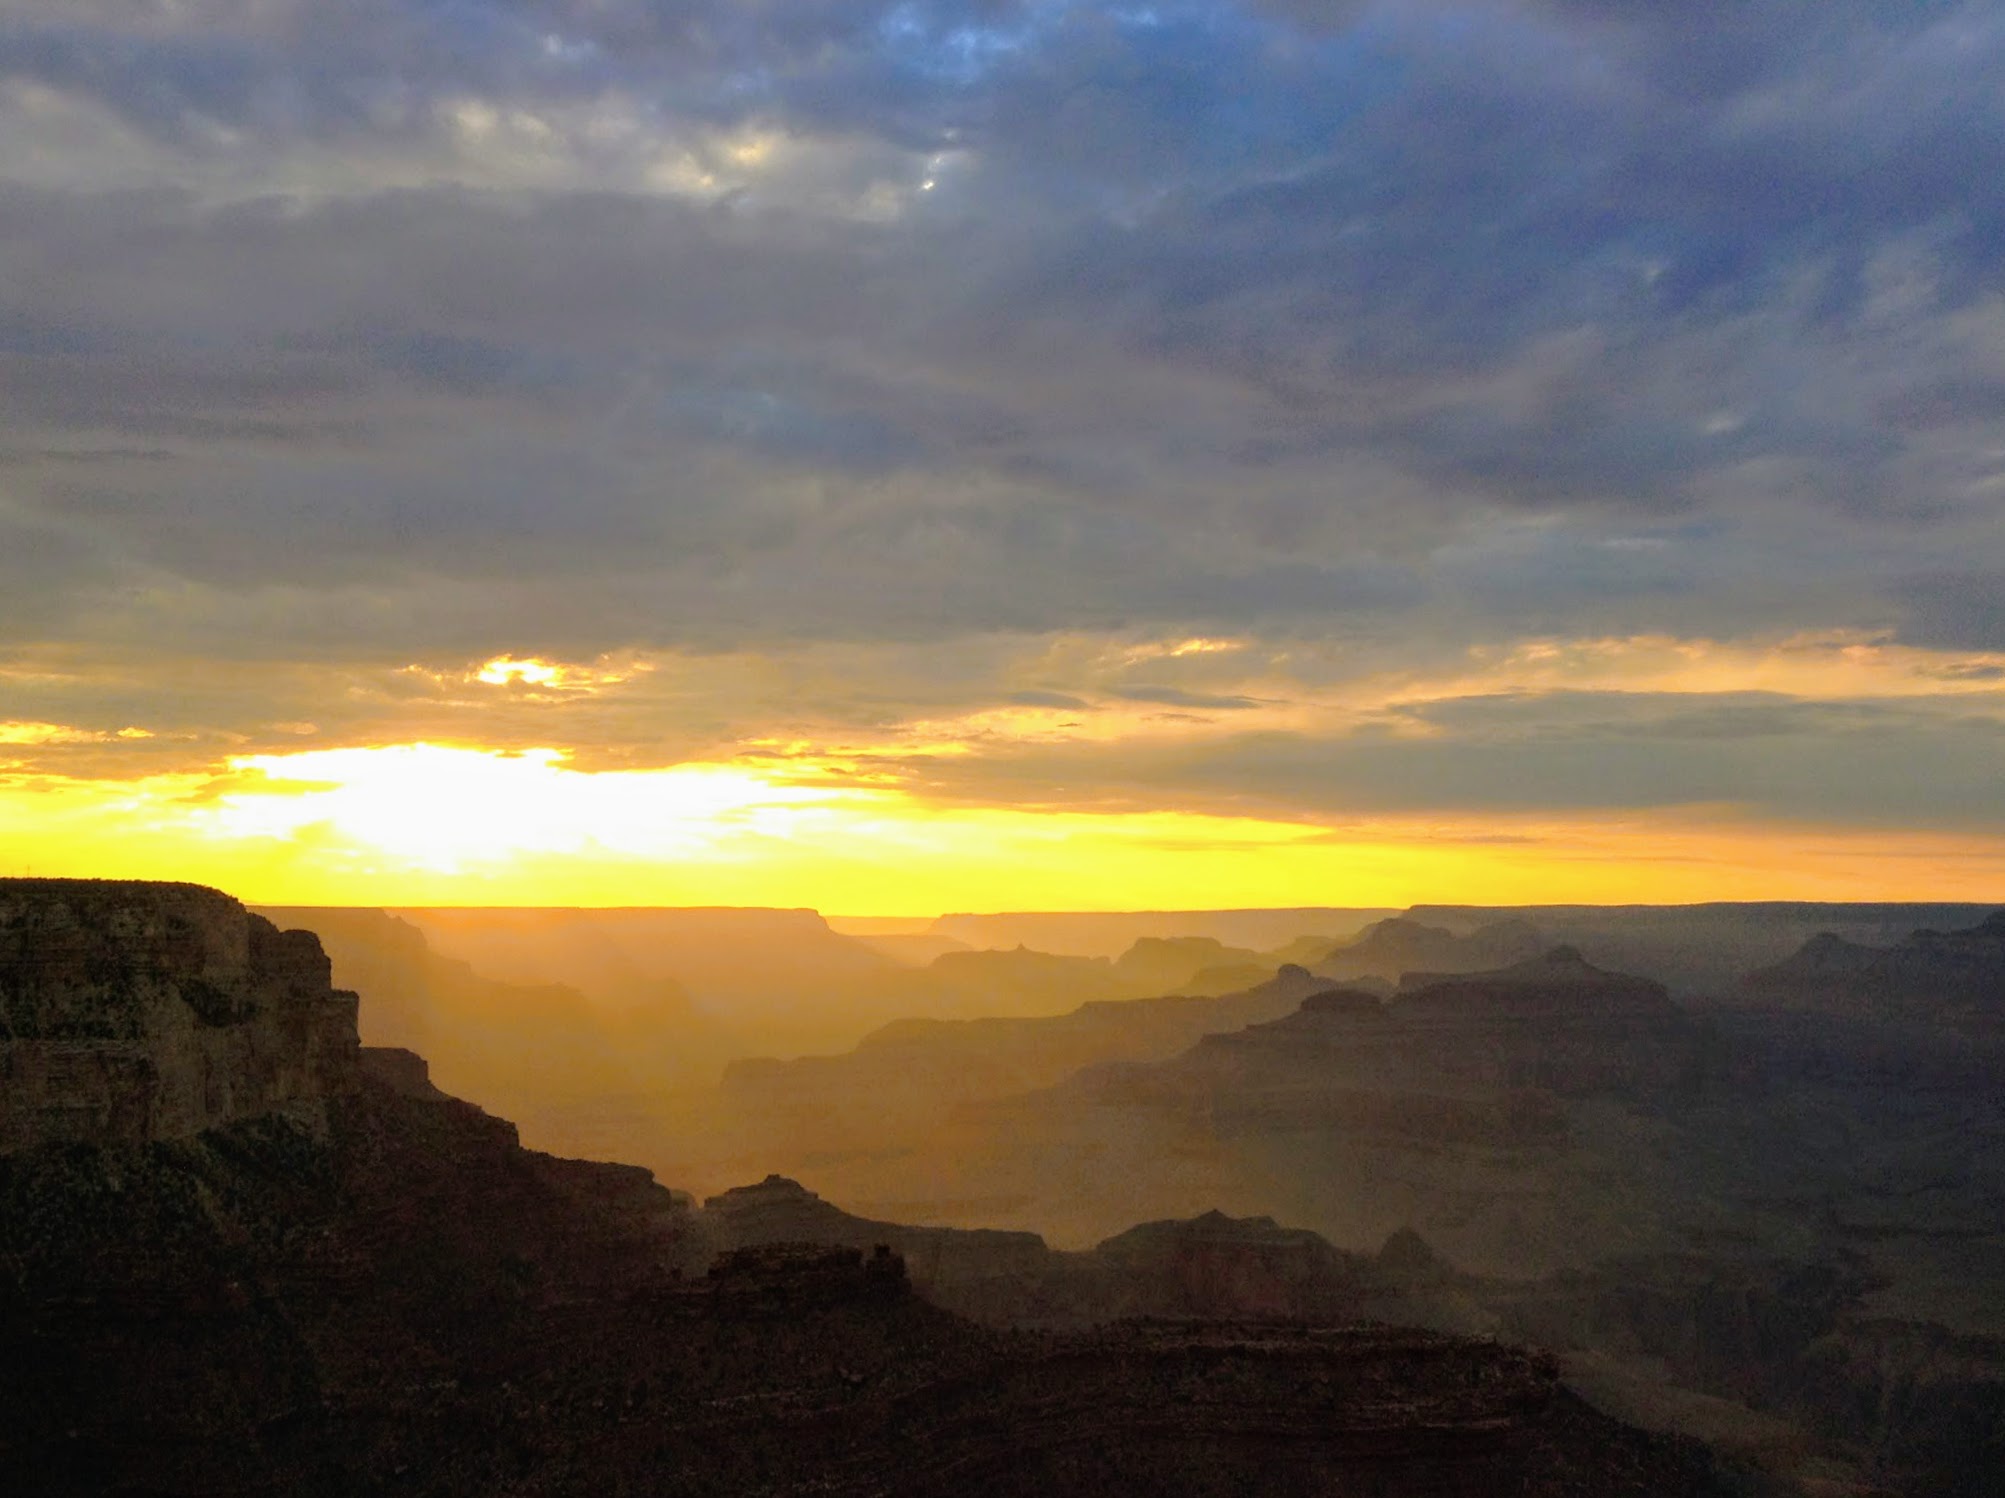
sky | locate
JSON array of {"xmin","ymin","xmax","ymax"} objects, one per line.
[{"xmin": 3, "ymin": 0, "xmax": 2005, "ymax": 911}]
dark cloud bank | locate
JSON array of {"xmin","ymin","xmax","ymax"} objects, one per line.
[{"xmin": 3, "ymin": 0, "xmax": 2003, "ymax": 827}]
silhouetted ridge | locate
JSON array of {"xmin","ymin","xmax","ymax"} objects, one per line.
[
  {"xmin": 1298, "ymin": 986, "xmax": 1388, "ymax": 1018},
  {"xmin": 1314, "ymin": 915, "xmax": 1546, "ymax": 983},
  {"xmin": 0, "ymin": 879, "xmax": 1725, "ymax": 1495},
  {"xmin": 1741, "ymin": 909, "xmax": 2005, "ymax": 1023},
  {"xmin": 1375, "ymin": 1227, "xmax": 1448, "ymax": 1279},
  {"xmin": 1075, "ymin": 949, "xmax": 1699, "ymax": 1171},
  {"xmin": 1404, "ymin": 900, "xmax": 2000, "ymax": 994},
  {"xmin": 1396, "ymin": 946, "xmax": 1678, "ymax": 1017},
  {"xmin": 720, "ymin": 964, "xmax": 1334, "ymax": 1160}
]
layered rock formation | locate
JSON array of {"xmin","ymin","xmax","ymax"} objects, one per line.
[
  {"xmin": 910, "ymin": 944, "xmax": 2003, "ymax": 1493},
  {"xmin": 1311, "ymin": 915, "xmax": 1546, "ymax": 985},
  {"xmin": 1742, "ymin": 911, "xmax": 2005, "ymax": 1026},
  {"xmin": 897, "ymin": 943, "xmax": 1133, "ymax": 1016},
  {"xmin": 697, "ymin": 1178, "xmax": 1401, "ymax": 1331},
  {"xmin": 1740, "ymin": 930, "xmax": 1881, "ymax": 988},
  {"xmin": 1085, "ymin": 1209, "xmax": 1370, "ymax": 1322},
  {"xmin": 0, "ymin": 880, "xmax": 358, "ymax": 1152},
  {"xmin": 691, "ymin": 1161, "xmax": 2005, "ymax": 1497},
  {"xmin": 1407, "ymin": 900, "xmax": 1997, "ymax": 996},
  {"xmin": 719, "ymin": 964, "xmax": 1334, "ymax": 1161},
  {"xmin": 0, "ymin": 880, "xmax": 1722, "ymax": 1497},
  {"xmin": 1083, "ymin": 948, "xmax": 1698, "ymax": 1139}
]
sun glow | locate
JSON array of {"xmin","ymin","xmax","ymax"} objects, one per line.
[
  {"xmin": 467, "ymin": 654, "xmax": 647, "ymax": 691},
  {"xmin": 0, "ymin": 721, "xmax": 153, "ymax": 746},
  {"xmin": 7, "ymin": 738, "xmax": 2005, "ymax": 911},
  {"xmin": 475, "ymin": 657, "xmax": 563, "ymax": 687},
  {"xmin": 210, "ymin": 744, "xmax": 877, "ymax": 871}
]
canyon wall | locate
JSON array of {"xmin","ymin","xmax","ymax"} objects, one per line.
[{"xmin": 0, "ymin": 880, "xmax": 358, "ymax": 1152}]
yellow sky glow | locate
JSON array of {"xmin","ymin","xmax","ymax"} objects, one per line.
[{"xmin": 5, "ymin": 739, "xmax": 2005, "ymax": 912}]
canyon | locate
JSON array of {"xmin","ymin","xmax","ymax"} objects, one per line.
[
  {"xmin": 0, "ymin": 879, "xmax": 1722, "ymax": 1497},
  {"xmin": 7, "ymin": 881, "xmax": 2004, "ymax": 1494}
]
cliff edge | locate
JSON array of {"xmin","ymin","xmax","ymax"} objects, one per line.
[{"xmin": 0, "ymin": 879, "xmax": 358, "ymax": 1152}]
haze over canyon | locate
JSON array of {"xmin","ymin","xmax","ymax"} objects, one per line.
[
  {"xmin": 5, "ymin": 1, "xmax": 2005, "ymax": 1492},
  {"xmin": 3, "ymin": 879, "xmax": 2001, "ymax": 1494}
]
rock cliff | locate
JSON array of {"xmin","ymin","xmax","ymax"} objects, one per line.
[
  {"xmin": 0, "ymin": 880, "xmax": 1723, "ymax": 1497},
  {"xmin": 0, "ymin": 880, "xmax": 358, "ymax": 1152}
]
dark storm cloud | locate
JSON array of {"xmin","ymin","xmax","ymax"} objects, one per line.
[{"xmin": 3, "ymin": 0, "xmax": 2005, "ymax": 826}]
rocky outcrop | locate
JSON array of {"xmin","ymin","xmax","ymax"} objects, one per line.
[
  {"xmin": 357, "ymin": 1044, "xmax": 449, "ymax": 1099},
  {"xmin": 1397, "ymin": 945, "xmax": 1676, "ymax": 1011},
  {"xmin": 1740, "ymin": 930, "xmax": 1880, "ymax": 988},
  {"xmin": 695, "ymin": 1181, "xmax": 1397, "ymax": 1332},
  {"xmin": 1741, "ymin": 911, "xmax": 2005, "ymax": 1026},
  {"xmin": 1381, "ymin": 949, "xmax": 1690, "ymax": 1098},
  {"xmin": 815, "ymin": 1321, "xmax": 1720, "ymax": 1498},
  {"xmin": 0, "ymin": 880, "xmax": 358, "ymax": 1152},
  {"xmin": 698, "ymin": 1240, "xmax": 911, "ymax": 1313},
  {"xmin": 940, "ymin": 953, "xmax": 1722, "ymax": 1284},
  {"xmin": 700, "ymin": 1173, "xmax": 1052, "ymax": 1287},
  {"xmin": 1313, "ymin": 916, "xmax": 1546, "ymax": 984},
  {"xmin": 910, "ymin": 944, "xmax": 1132, "ymax": 1014}
]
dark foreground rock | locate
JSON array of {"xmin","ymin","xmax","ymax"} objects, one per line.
[{"xmin": 0, "ymin": 1059, "xmax": 1724, "ymax": 1498}]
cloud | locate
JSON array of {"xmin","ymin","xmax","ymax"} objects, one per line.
[
  {"xmin": 878, "ymin": 687, "xmax": 2005, "ymax": 830},
  {"xmin": 1897, "ymin": 572, "xmax": 2005, "ymax": 652},
  {"xmin": 1109, "ymin": 685, "xmax": 1265, "ymax": 711},
  {"xmin": 1006, "ymin": 689, "xmax": 1089, "ymax": 709},
  {"xmin": 0, "ymin": 0, "xmax": 2002, "ymax": 846}
]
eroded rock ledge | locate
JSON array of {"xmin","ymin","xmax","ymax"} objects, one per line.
[{"xmin": 0, "ymin": 879, "xmax": 359, "ymax": 1152}]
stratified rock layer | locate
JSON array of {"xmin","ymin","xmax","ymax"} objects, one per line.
[
  {"xmin": 0, "ymin": 881, "xmax": 1724, "ymax": 1496},
  {"xmin": 1080, "ymin": 948, "xmax": 1697, "ymax": 1143},
  {"xmin": 0, "ymin": 880, "xmax": 358, "ymax": 1152}
]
